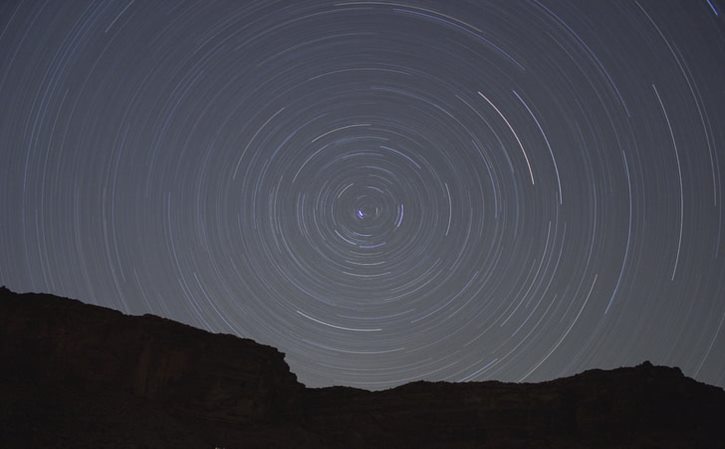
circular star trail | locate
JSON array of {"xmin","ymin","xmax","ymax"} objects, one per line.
[{"xmin": 1, "ymin": 0, "xmax": 724, "ymax": 389}]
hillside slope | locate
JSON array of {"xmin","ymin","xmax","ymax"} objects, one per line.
[{"xmin": 1, "ymin": 286, "xmax": 724, "ymax": 448}]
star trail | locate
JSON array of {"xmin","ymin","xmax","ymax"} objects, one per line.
[{"xmin": 1, "ymin": 0, "xmax": 724, "ymax": 390}]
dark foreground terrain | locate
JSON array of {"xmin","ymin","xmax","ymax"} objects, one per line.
[{"xmin": 1, "ymin": 286, "xmax": 724, "ymax": 448}]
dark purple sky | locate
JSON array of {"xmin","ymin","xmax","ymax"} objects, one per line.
[{"xmin": 1, "ymin": 0, "xmax": 724, "ymax": 390}]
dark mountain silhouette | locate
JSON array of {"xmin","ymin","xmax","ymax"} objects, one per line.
[{"xmin": 1, "ymin": 286, "xmax": 724, "ymax": 448}]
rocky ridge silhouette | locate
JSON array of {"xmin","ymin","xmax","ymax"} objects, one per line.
[{"xmin": 1, "ymin": 286, "xmax": 724, "ymax": 448}]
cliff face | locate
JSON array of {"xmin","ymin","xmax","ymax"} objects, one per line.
[
  {"xmin": 295, "ymin": 363, "xmax": 725, "ymax": 448},
  {"xmin": 0, "ymin": 287, "xmax": 303, "ymax": 447},
  {"xmin": 1, "ymin": 286, "xmax": 724, "ymax": 449}
]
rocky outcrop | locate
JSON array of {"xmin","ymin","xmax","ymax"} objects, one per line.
[
  {"xmin": 1, "ymin": 286, "xmax": 724, "ymax": 448},
  {"xmin": 0, "ymin": 286, "xmax": 302, "ymax": 448},
  {"xmin": 294, "ymin": 363, "xmax": 725, "ymax": 448}
]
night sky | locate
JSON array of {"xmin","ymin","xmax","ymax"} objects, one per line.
[{"xmin": 1, "ymin": 0, "xmax": 724, "ymax": 390}]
